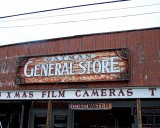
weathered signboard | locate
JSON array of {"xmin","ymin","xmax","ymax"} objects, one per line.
[
  {"xmin": 16, "ymin": 48, "xmax": 129, "ymax": 84},
  {"xmin": 69, "ymin": 103, "xmax": 112, "ymax": 110}
]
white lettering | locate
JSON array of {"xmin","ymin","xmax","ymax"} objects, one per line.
[
  {"xmin": 79, "ymin": 62, "xmax": 86, "ymax": 74},
  {"xmin": 24, "ymin": 61, "xmax": 34, "ymax": 77},
  {"xmin": 41, "ymin": 64, "xmax": 49, "ymax": 76},
  {"xmin": 101, "ymin": 60, "xmax": 110, "ymax": 73},
  {"xmin": 55, "ymin": 63, "xmax": 62, "ymax": 76},
  {"xmin": 61, "ymin": 62, "xmax": 69, "ymax": 75},
  {"xmin": 23, "ymin": 55, "xmax": 122, "ymax": 79},
  {"xmin": 48, "ymin": 64, "xmax": 54, "ymax": 76},
  {"xmin": 69, "ymin": 62, "xmax": 75, "ymax": 75},
  {"xmin": 92, "ymin": 60, "xmax": 101, "ymax": 74},
  {"xmin": 86, "ymin": 61, "xmax": 92, "ymax": 74},
  {"xmin": 34, "ymin": 64, "xmax": 41, "ymax": 76},
  {"xmin": 110, "ymin": 57, "xmax": 120, "ymax": 73}
]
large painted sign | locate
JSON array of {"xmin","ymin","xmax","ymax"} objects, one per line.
[
  {"xmin": 16, "ymin": 48, "xmax": 129, "ymax": 84},
  {"xmin": 0, "ymin": 87, "xmax": 159, "ymax": 100}
]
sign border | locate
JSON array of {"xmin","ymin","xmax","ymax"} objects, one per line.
[{"xmin": 16, "ymin": 48, "xmax": 130, "ymax": 84}]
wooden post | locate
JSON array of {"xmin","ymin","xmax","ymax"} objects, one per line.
[
  {"xmin": 20, "ymin": 104, "xmax": 25, "ymax": 128},
  {"xmin": 137, "ymin": 98, "xmax": 142, "ymax": 128},
  {"xmin": 46, "ymin": 100, "xmax": 52, "ymax": 128}
]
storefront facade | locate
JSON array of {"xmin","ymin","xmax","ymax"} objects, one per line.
[{"xmin": 0, "ymin": 28, "xmax": 160, "ymax": 128}]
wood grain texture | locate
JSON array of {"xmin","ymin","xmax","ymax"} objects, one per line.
[{"xmin": 0, "ymin": 28, "xmax": 159, "ymax": 90}]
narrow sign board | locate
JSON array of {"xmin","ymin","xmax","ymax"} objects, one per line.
[
  {"xmin": 16, "ymin": 48, "xmax": 129, "ymax": 84},
  {"xmin": 69, "ymin": 103, "xmax": 112, "ymax": 110},
  {"xmin": 0, "ymin": 87, "xmax": 159, "ymax": 100}
]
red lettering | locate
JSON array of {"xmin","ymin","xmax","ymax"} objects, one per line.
[
  {"xmin": 91, "ymin": 90, "xmax": 99, "ymax": 96},
  {"xmin": 88, "ymin": 104, "xmax": 96, "ymax": 108},
  {"xmin": 101, "ymin": 89, "xmax": 107, "ymax": 96},
  {"xmin": 22, "ymin": 92, "xmax": 27, "ymax": 98},
  {"xmin": 52, "ymin": 91, "xmax": 57, "ymax": 97},
  {"xmin": 75, "ymin": 90, "xmax": 81, "ymax": 97},
  {"xmin": 83, "ymin": 90, "xmax": 89, "ymax": 97},
  {"xmin": 14, "ymin": 92, "xmax": 20, "ymax": 98},
  {"xmin": 48, "ymin": 91, "xmax": 50, "ymax": 98},
  {"xmin": 109, "ymin": 89, "xmax": 115, "ymax": 96},
  {"xmin": 7, "ymin": 92, "xmax": 11, "ymax": 98},
  {"xmin": 42, "ymin": 91, "xmax": 46, "ymax": 98},
  {"xmin": 127, "ymin": 89, "xmax": 133, "ymax": 96},
  {"xmin": 58, "ymin": 91, "xmax": 65, "ymax": 97},
  {"xmin": 29, "ymin": 91, "xmax": 33, "ymax": 98},
  {"xmin": 118, "ymin": 89, "xmax": 125, "ymax": 96},
  {"xmin": 71, "ymin": 104, "xmax": 77, "ymax": 109},
  {"xmin": 149, "ymin": 88, "xmax": 157, "ymax": 96}
]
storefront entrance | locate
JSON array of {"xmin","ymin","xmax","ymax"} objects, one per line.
[
  {"xmin": 74, "ymin": 108, "xmax": 133, "ymax": 128},
  {"xmin": 28, "ymin": 108, "xmax": 133, "ymax": 128},
  {"xmin": 28, "ymin": 109, "xmax": 73, "ymax": 128},
  {"xmin": 28, "ymin": 100, "xmax": 160, "ymax": 128}
]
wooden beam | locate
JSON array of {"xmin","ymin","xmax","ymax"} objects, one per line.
[
  {"xmin": 20, "ymin": 104, "xmax": 25, "ymax": 128},
  {"xmin": 46, "ymin": 100, "xmax": 52, "ymax": 128},
  {"xmin": 137, "ymin": 98, "xmax": 142, "ymax": 128}
]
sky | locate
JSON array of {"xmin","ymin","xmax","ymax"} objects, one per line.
[{"xmin": 0, "ymin": 0, "xmax": 160, "ymax": 46}]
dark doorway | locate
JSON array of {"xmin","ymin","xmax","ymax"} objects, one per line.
[
  {"xmin": 0, "ymin": 101, "xmax": 31, "ymax": 128},
  {"xmin": 74, "ymin": 107, "xmax": 133, "ymax": 128}
]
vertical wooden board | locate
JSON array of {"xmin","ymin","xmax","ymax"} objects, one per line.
[
  {"xmin": 2, "ymin": 45, "xmax": 19, "ymax": 90},
  {"xmin": 39, "ymin": 41, "xmax": 56, "ymax": 55},
  {"xmin": 19, "ymin": 84, "xmax": 32, "ymax": 90},
  {"xmin": 3, "ymin": 73, "xmax": 17, "ymax": 90},
  {"xmin": 43, "ymin": 83, "xmax": 61, "ymax": 90},
  {"xmin": 91, "ymin": 82, "xmax": 127, "ymax": 88},
  {"xmin": 158, "ymin": 29, "xmax": 160, "ymax": 60},
  {"xmin": 53, "ymin": 39, "xmax": 69, "ymax": 54},
  {"xmin": 116, "ymin": 32, "xmax": 127, "ymax": 48},
  {"xmin": 126, "ymin": 30, "xmax": 144, "ymax": 86},
  {"xmin": 81, "ymin": 35, "xmax": 96, "ymax": 51},
  {"xmin": 87, "ymin": 82, "xmax": 96, "ymax": 88},
  {"xmin": 143, "ymin": 60, "xmax": 160, "ymax": 86},
  {"xmin": 24, "ymin": 85, "xmax": 43, "ymax": 90},
  {"xmin": 93, "ymin": 82, "xmax": 109, "ymax": 88},
  {"xmin": 141, "ymin": 29, "xmax": 160, "ymax": 60},
  {"xmin": 43, "ymin": 83, "xmax": 52, "ymax": 90},
  {"xmin": 67, "ymin": 37, "xmax": 82, "ymax": 53},
  {"xmin": 109, "ymin": 33, "xmax": 117, "ymax": 48},
  {"xmin": 95, "ymin": 34, "xmax": 111, "ymax": 50},
  {"xmin": 68, "ymin": 83, "xmax": 80, "ymax": 89},
  {"xmin": 28, "ymin": 42, "xmax": 41, "ymax": 55},
  {"xmin": 0, "ymin": 46, "xmax": 8, "ymax": 59},
  {"xmin": 57, "ymin": 84, "xmax": 69, "ymax": 89},
  {"xmin": 109, "ymin": 82, "xmax": 127, "ymax": 88},
  {"xmin": 140, "ymin": 29, "xmax": 160, "ymax": 86},
  {"xmin": 78, "ymin": 83, "xmax": 89, "ymax": 89},
  {"xmin": 17, "ymin": 44, "xmax": 29, "ymax": 56},
  {"xmin": 137, "ymin": 98, "xmax": 142, "ymax": 128},
  {"xmin": 0, "ymin": 73, "xmax": 4, "ymax": 89},
  {"xmin": 7, "ymin": 45, "xmax": 19, "ymax": 57},
  {"xmin": 108, "ymin": 32, "xmax": 128, "ymax": 87},
  {"xmin": 126, "ymin": 31, "xmax": 136, "ymax": 86},
  {"xmin": 46, "ymin": 100, "xmax": 52, "ymax": 128},
  {"xmin": 110, "ymin": 32, "xmax": 127, "ymax": 48}
]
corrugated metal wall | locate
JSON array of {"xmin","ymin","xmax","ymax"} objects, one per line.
[{"xmin": 0, "ymin": 28, "xmax": 159, "ymax": 90}]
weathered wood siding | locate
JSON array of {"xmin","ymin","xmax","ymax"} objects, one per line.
[{"xmin": 0, "ymin": 28, "xmax": 159, "ymax": 90}]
